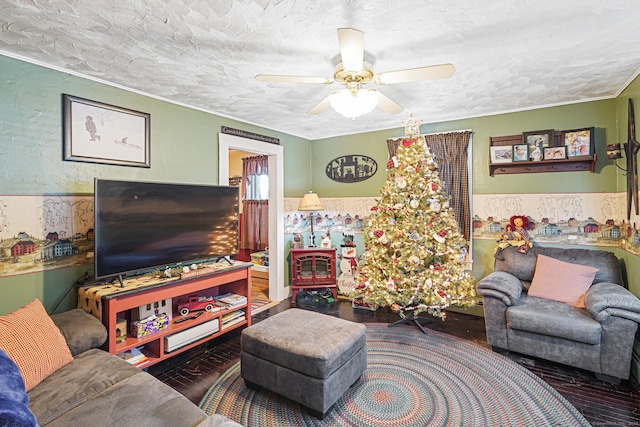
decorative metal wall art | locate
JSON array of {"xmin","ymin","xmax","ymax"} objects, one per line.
[
  {"xmin": 625, "ymin": 98, "xmax": 640, "ymax": 220},
  {"xmin": 325, "ymin": 155, "xmax": 377, "ymax": 183},
  {"xmin": 221, "ymin": 126, "xmax": 280, "ymax": 145}
]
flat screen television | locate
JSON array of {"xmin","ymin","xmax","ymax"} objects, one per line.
[{"xmin": 94, "ymin": 178, "xmax": 239, "ymax": 281}]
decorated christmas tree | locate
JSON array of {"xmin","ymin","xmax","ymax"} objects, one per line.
[{"xmin": 352, "ymin": 115, "xmax": 476, "ymax": 326}]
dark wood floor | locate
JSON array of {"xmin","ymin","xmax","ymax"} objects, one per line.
[{"xmin": 149, "ymin": 298, "xmax": 640, "ymax": 426}]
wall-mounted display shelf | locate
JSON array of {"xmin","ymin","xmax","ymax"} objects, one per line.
[{"xmin": 489, "ymin": 133, "xmax": 596, "ymax": 176}]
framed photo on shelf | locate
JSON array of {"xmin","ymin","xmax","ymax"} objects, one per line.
[
  {"xmin": 562, "ymin": 127, "xmax": 594, "ymax": 158},
  {"xmin": 63, "ymin": 94, "xmax": 151, "ymax": 168},
  {"xmin": 543, "ymin": 146, "xmax": 567, "ymax": 160},
  {"xmin": 523, "ymin": 129, "xmax": 553, "ymax": 160},
  {"xmin": 513, "ymin": 144, "xmax": 528, "ymax": 161},
  {"xmin": 490, "ymin": 146, "xmax": 513, "ymax": 164}
]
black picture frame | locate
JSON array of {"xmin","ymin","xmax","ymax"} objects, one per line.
[
  {"xmin": 63, "ymin": 94, "xmax": 150, "ymax": 167},
  {"xmin": 523, "ymin": 129, "xmax": 553, "ymax": 160},
  {"xmin": 543, "ymin": 146, "xmax": 567, "ymax": 160},
  {"xmin": 562, "ymin": 127, "xmax": 595, "ymax": 158}
]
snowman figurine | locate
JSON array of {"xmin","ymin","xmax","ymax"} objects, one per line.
[{"xmin": 337, "ymin": 246, "xmax": 358, "ymax": 295}]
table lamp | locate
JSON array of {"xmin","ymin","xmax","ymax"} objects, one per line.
[{"xmin": 298, "ymin": 190, "xmax": 324, "ymax": 247}]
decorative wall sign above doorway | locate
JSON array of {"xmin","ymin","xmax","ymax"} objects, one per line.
[{"xmin": 325, "ymin": 155, "xmax": 377, "ymax": 183}]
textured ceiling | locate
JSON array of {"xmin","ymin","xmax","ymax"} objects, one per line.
[{"xmin": 2, "ymin": 1, "xmax": 640, "ymax": 140}]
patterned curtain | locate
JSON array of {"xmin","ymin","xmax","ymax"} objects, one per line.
[
  {"xmin": 241, "ymin": 155, "xmax": 269, "ymax": 251},
  {"xmin": 386, "ymin": 138, "xmax": 401, "ymax": 158},
  {"xmin": 386, "ymin": 132, "xmax": 472, "ymax": 241},
  {"xmin": 424, "ymin": 131, "xmax": 472, "ymax": 241}
]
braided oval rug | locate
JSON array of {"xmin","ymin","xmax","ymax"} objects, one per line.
[{"xmin": 199, "ymin": 323, "xmax": 590, "ymax": 426}]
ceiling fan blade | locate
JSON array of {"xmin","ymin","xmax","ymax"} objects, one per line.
[
  {"xmin": 337, "ymin": 28, "xmax": 364, "ymax": 73},
  {"xmin": 256, "ymin": 74, "xmax": 333, "ymax": 84},
  {"xmin": 307, "ymin": 95, "xmax": 332, "ymax": 115},
  {"xmin": 376, "ymin": 63, "xmax": 455, "ymax": 84},
  {"xmin": 375, "ymin": 90, "xmax": 404, "ymax": 115}
]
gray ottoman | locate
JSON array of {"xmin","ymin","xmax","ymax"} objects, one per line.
[{"xmin": 240, "ymin": 308, "xmax": 367, "ymax": 419}]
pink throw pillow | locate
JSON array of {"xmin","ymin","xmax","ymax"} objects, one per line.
[{"xmin": 528, "ymin": 254, "xmax": 599, "ymax": 308}]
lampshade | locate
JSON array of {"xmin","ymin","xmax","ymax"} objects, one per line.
[
  {"xmin": 298, "ymin": 191, "xmax": 324, "ymax": 211},
  {"xmin": 330, "ymin": 88, "xmax": 379, "ymax": 119}
]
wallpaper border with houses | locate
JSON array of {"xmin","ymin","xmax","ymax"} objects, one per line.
[
  {"xmin": 284, "ymin": 192, "xmax": 640, "ymax": 256},
  {"xmin": 1, "ymin": 191, "xmax": 638, "ymax": 278},
  {"xmin": 0, "ymin": 194, "xmax": 94, "ymax": 277}
]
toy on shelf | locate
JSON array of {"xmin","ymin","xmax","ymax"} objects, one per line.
[
  {"xmin": 130, "ymin": 314, "xmax": 169, "ymax": 338},
  {"xmin": 177, "ymin": 295, "xmax": 218, "ymax": 316}
]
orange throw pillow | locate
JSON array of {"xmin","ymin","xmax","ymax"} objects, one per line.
[
  {"xmin": 528, "ymin": 255, "xmax": 599, "ymax": 308},
  {"xmin": 0, "ymin": 299, "xmax": 73, "ymax": 391}
]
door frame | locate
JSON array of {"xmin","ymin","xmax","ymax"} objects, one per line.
[{"xmin": 218, "ymin": 133, "xmax": 286, "ymax": 302}]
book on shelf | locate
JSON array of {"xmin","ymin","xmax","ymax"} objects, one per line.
[
  {"xmin": 222, "ymin": 315, "xmax": 246, "ymax": 329},
  {"xmin": 221, "ymin": 310, "xmax": 245, "ymax": 324},
  {"xmin": 116, "ymin": 346, "xmax": 147, "ymax": 365},
  {"xmin": 214, "ymin": 292, "xmax": 247, "ymax": 308},
  {"xmin": 133, "ymin": 357, "xmax": 150, "ymax": 368}
]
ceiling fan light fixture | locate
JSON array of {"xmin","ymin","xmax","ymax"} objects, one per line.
[{"xmin": 329, "ymin": 88, "xmax": 379, "ymax": 119}]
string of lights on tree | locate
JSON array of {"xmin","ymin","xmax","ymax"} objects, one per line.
[{"xmin": 351, "ymin": 115, "xmax": 476, "ymax": 320}]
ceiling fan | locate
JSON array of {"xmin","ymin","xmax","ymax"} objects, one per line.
[{"xmin": 255, "ymin": 28, "xmax": 455, "ymax": 119}]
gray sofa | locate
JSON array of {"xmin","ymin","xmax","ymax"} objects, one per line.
[
  {"xmin": 477, "ymin": 245, "xmax": 640, "ymax": 382},
  {"xmin": 28, "ymin": 308, "xmax": 241, "ymax": 427}
]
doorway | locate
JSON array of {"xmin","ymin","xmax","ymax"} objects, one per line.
[{"xmin": 218, "ymin": 133, "xmax": 285, "ymax": 302}]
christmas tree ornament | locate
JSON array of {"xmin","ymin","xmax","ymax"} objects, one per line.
[
  {"xmin": 433, "ymin": 232, "xmax": 445, "ymax": 243},
  {"xmin": 396, "ymin": 176, "xmax": 407, "ymax": 188},
  {"xmin": 386, "ymin": 158, "xmax": 394, "ymax": 169},
  {"xmin": 402, "ymin": 137, "xmax": 417, "ymax": 147},
  {"xmin": 409, "ymin": 199, "xmax": 419, "ymax": 209}
]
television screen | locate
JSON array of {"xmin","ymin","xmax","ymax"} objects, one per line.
[{"xmin": 94, "ymin": 179, "xmax": 239, "ymax": 280}]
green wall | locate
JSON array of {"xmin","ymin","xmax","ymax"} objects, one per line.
[
  {"xmin": 0, "ymin": 55, "xmax": 310, "ymax": 314},
  {"xmin": 614, "ymin": 74, "xmax": 640, "ymax": 296},
  {"xmin": 309, "ymin": 97, "xmax": 637, "ymax": 294},
  {"xmin": 312, "ymin": 100, "xmax": 618, "ymax": 197},
  {"xmin": 2, "ymin": 52, "xmax": 639, "ymax": 314}
]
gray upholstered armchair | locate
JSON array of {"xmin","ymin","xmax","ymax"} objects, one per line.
[{"xmin": 477, "ymin": 245, "xmax": 640, "ymax": 383}]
